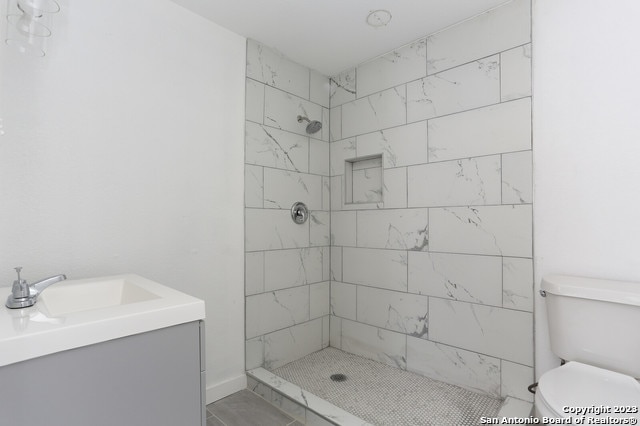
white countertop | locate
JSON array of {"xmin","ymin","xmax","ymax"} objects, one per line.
[{"xmin": 0, "ymin": 274, "xmax": 205, "ymax": 367}]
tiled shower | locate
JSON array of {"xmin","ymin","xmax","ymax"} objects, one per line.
[{"xmin": 245, "ymin": 0, "xmax": 533, "ymax": 412}]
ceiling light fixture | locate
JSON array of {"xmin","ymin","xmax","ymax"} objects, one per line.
[{"xmin": 366, "ymin": 9, "xmax": 392, "ymax": 28}]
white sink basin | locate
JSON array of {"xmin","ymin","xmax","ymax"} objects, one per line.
[
  {"xmin": 39, "ymin": 277, "xmax": 160, "ymax": 316},
  {"xmin": 0, "ymin": 274, "xmax": 205, "ymax": 367}
]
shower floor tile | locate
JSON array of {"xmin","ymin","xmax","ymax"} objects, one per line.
[{"xmin": 270, "ymin": 347, "xmax": 502, "ymax": 426}]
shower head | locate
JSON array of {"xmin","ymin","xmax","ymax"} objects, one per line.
[{"xmin": 297, "ymin": 115, "xmax": 322, "ymax": 134}]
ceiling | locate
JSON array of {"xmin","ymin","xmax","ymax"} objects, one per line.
[{"xmin": 171, "ymin": 0, "xmax": 513, "ymax": 77}]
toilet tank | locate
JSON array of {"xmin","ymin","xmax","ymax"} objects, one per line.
[{"xmin": 542, "ymin": 275, "xmax": 640, "ymax": 378}]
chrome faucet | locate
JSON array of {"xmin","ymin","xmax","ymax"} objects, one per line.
[{"xmin": 5, "ymin": 267, "xmax": 67, "ymax": 309}]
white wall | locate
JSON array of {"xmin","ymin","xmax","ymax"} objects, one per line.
[
  {"xmin": 0, "ymin": 0, "xmax": 246, "ymax": 401},
  {"xmin": 533, "ymin": 0, "xmax": 640, "ymax": 378}
]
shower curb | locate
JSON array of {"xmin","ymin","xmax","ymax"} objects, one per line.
[{"xmin": 247, "ymin": 367, "xmax": 372, "ymax": 426}]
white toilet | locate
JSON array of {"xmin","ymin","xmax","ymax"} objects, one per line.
[{"xmin": 535, "ymin": 275, "xmax": 640, "ymax": 421}]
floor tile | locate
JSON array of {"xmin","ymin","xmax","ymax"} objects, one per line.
[
  {"xmin": 272, "ymin": 347, "xmax": 502, "ymax": 425},
  {"xmin": 208, "ymin": 389, "xmax": 295, "ymax": 426},
  {"xmin": 206, "ymin": 415, "xmax": 225, "ymax": 426}
]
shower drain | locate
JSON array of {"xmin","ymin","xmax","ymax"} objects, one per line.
[{"xmin": 330, "ymin": 373, "xmax": 347, "ymax": 382}]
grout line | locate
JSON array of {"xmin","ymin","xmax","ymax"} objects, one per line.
[
  {"xmin": 249, "ymin": 316, "xmax": 326, "ymax": 342},
  {"xmin": 500, "ymin": 153, "xmax": 504, "ymax": 205},
  {"xmin": 261, "ymin": 166, "xmax": 265, "ymax": 209},
  {"xmin": 336, "ymin": 316, "xmax": 533, "ymax": 368},
  {"xmin": 248, "ymin": 23, "xmax": 534, "ymax": 391},
  {"xmin": 246, "ymin": 161, "xmax": 330, "ymax": 179},
  {"xmin": 262, "ymin": 81, "xmax": 266, "ymax": 126},
  {"xmin": 336, "ymin": 46, "xmax": 525, "ymax": 106},
  {"xmin": 246, "ymin": 76, "xmax": 328, "ymax": 110},
  {"xmin": 405, "ymin": 81, "xmax": 408, "ymax": 124},
  {"xmin": 405, "ymin": 166, "xmax": 409, "ymax": 208},
  {"xmin": 499, "ymin": 50, "xmax": 503, "ymax": 102},
  {"xmin": 406, "ymin": 247, "xmax": 410, "ymax": 291},
  {"xmin": 335, "ymin": 95, "xmax": 530, "ymax": 143},
  {"xmin": 328, "ymin": 279, "xmax": 532, "ymax": 314}
]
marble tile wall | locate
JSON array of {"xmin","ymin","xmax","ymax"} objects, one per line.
[
  {"xmin": 245, "ymin": 0, "xmax": 532, "ymax": 404},
  {"xmin": 244, "ymin": 39, "xmax": 331, "ymax": 371},
  {"xmin": 328, "ymin": 0, "xmax": 533, "ymax": 402}
]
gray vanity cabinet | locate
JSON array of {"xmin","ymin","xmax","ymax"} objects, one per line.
[{"xmin": 0, "ymin": 321, "xmax": 206, "ymax": 426}]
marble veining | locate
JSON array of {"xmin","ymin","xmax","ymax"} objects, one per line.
[
  {"xmin": 246, "ymin": 39, "xmax": 310, "ymax": 100},
  {"xmin": 246, "ymin": 122, "xmax": 308, "ymax": 172},
  {"xmin": 427, "ymin": 97, "xmax": 532, "ymax": 162},
  {"xmin": 407, "ymin": 337, "xmax": 501, "ymax": 396},
  {"xmin": 357, "ymin": 39, "xmax": 427, "ymax": 98},
  {"xmin": 263, "ymin": 318, "xmax": 324, "ymax": 370},
  {"xmin": 245, "ymin": 209, "xmax": 309, "ymax": 252},
  {"xmin": 248, "ymin": 367, "xmax": 372, "ymax": 426},
  {"xmin": 408, "ymin": 156, "xmax": 501, "ymax": 207},
  {"xmin": 342, "ymin": 247, "xmax": 407, "ymax": 291},
  {"xmin": 381, "ymin": 168, "xmax": 408, "ymax": 209},
  {"xmin": 341, "ymin": 319, "xmax": 408, "ymax": 370},
  {"xmin": 330, "ymin": 138, "xmax": 356, "ymax": 176},
  {"xmin": 330, "ymin": 247, "xmax": 342, "ymax": 282},
  {"xmin": 245, "ymin": 336, "xmax": 264, "ymax": 370},
  {"xmin": 245, "ymin": 0, "xmax": 533, "ymax": 408},
  {"xmin": 330, "ymin": 281, "xmax": 357, "ymax": 321},
  {"xmin": 263, "ymin": 168, "xmax": 322, "ymax": 210},
  {"xmin": 309, "ymin": 211, "xmax": 330, "ymax": 247},
  {"xmin": 264, "ymin": 247, "xmax": 324, "ymax": 292},
  {"xmin": 356, "ymin": 121, "xmax": 428, "ymax": 168},
  {"xmin": 357, "ymin": 286, "xmax": 429, "ymax": 338},
  {"xmin": 329, "ymin": 68, "xmax": 357, "ymax": 107},
  {"xmin": 429, "ymin": 298, "xmax": 534, "ymax": 365},
  {"xmin": 310, "ymin": 70, "xmax": 330, "ymax": 108},
  {"xmin": 329, "ymin": 106, "xmax": 342, "ymax": 142},
  {"xmin": 310, "ymin": 282, "xmax": 330, "ymax": 319},
  {"xmin": 426, "ymin": 0, "xmax": 531, "ymax": 74},
  {"xmin": 356, "ymin": 209, "xmax": 428, "ymax": 251},
  {"xmin": 245, "ymin": 251, "xmax": 264, "ymax": 296},
  {"xmin": 502, "ymin": 151, "xmax": 533, "ymax": 204},
  {"xmin": 264, "ymin": 85, "xmax": 326, "ymax": 141},
  {"xmin": 341, "ymin": 86, "xmax": 407, "ymax": 138},
  {"xmin": 245, "ymin": 164, "xmax": 264, "ymax": 208},
  {"xmin": 407, "ymin": 56, "xmax": 500, "ymax": 122},
  {"xmin": 502, "ymin": 257, "xmax": 533, "ymax": 312},
  {"xmin": 309, "ymin": 140, "xmax": 330, "ymax": 176},
  {"xmin": 322, "ymin": 176, "xmax": 331, "ymax": 210},
  {"xmin": 409, "ymin": 252, "xmax": 502, "ymax": 306},
  {"xmin": 429, "ymin": 205, "xmax": 532, "ymax": 257},
  {"xmin": 245, "ymin": 285, "xmax": 310, "ymax": 339},
  {"xmin": 352, "ymin": 168, "xmax": 382, "ymax": 203},
  {"xmin": 245, "ymin": 78, "xmax": 265, "ymax": 123},
  {"xmin": 501, "ymin": 44, "xmax": 532, "ymax": 101}
]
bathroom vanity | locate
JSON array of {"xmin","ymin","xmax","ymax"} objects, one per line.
[{"xmin": 0, "ymin": 275, "xmax": 206, "ymax": 426}]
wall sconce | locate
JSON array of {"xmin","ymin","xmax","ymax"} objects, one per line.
[{"xmin": 5, "ymin": 0, "xmax": 60, "ymax": 57}]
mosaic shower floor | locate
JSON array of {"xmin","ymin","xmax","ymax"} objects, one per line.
[{"xmin": 270, "ymin": 347, "xmax": 502, "ymax": 426}]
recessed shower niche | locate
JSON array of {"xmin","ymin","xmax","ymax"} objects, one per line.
[{"xmin": 344, "ymin": 154, "xmax": 383, "ymax": 204}]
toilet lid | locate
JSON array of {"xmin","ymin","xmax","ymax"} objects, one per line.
[{"xmin": 538, "ymin": 362, "xmax": 640, "ymax": 417}]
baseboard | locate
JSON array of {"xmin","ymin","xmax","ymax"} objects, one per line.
[{"xmin": 206, "ymin": 373, "xmax": 247, "ymax": 404}]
